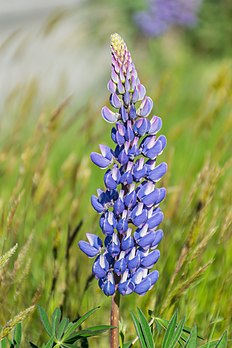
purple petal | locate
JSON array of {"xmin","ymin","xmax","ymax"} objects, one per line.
[
  {"xmin": 101, "ymin": 106, "xmax": 118, "ymax": 123},
  {"xmin": 117, "ymin": 80, "xmax": 125, "ymax": 94},
  {"xmin": 90, "ymin": 152, "xmax": 112, "ymax": 169},
  {"xmin": 134, "ymin": 277, "xmax": 151, "ymax": 295},
  {"xmin": 78, "ymin": 241, "xmax": 100, "ymax": 258},
  {"xmin": 148, "ymin": 211, "xmax": 164, "ymax": 229},
  {"xmin": 138, "ymin": 84, "xmax": 146, "ymax": 100},
  {"xmin": 142, "ymin": 189, "xmax": 160, "ymax": 207},
  {"xmin": 133, "ymin": 210, "xmax": 148, "ymax": 227},
  {"xmin": 107, "ymin": 80, "xmax": 116, "ymax": 93},
  {"xmin": 114, "ymin": 257, "xmax": 127, "ymax": 275},
  {"xmin": 147, "ymin": 270, "xmax": 159, "ymax": 285},
  {"xmin": 141, "ymin": 249, "xmax": 160, "ymax": 268},
  {"xmin": 138, "ymin": 96, "xmax": 153, "ymax": 117},
  {"xmin": 102, "ymin": 274, "xmax": 115, "ymax": 296},
  {"xmin": 132, "ymin": 87, "xmax": 139, "ymax": 103},
  {"xmin": 120, "ymin": 106, "xmax": 129, "ymax": 122},
  {"xmin": 148, "ymin": 162, "xmax": 167, "ymax": 181},
  {"xmin": 157, "ymin": 135, "xmax": 167, "ymax": 150},
  {"xmin": 149, "ymin": 116, "xmax": 162, "ymax": 135},
  {"xmin": 110, "ymin": 93, "xmax": 122, "ymax": 109},
  {"xmin": 121, "ymin": 235, "xmax": 134, "ymax": 251},
  {"xmin": 151, "ymin": 229, "xmax": 164, "ymax": 248},
  {"xmin": 86, "ymin": 233, "xmax": 103, "ymax": 249},
  {"xmin": 92, "ymin": 255, "xmax": 109, "ymax": 279},
  {"xmin": 137, "ymin": 231, "xmax": 158, "ymax": 249},
  {"xmin": 123, "ymin": 91, "xmax": 131, "ymax": 106},
  {"xmin": 91, "ymin": 195, "xmax": 104, "ymax": 213},
  {"xmin": 99, "ymin": 144, "xmax": 113, "ymax": 160}
]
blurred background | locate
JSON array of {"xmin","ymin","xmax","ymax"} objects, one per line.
[{"xmin": 0, "ymin": 0, "xmax": 231, "ymax": 346}]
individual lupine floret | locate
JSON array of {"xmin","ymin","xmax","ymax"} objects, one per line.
[{"xmin": 78, "ymin": 33, "xmax": 167, "ymax": 296}]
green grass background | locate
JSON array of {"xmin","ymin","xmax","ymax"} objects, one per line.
[{"xmin": 0, "ymin": 0, "xmax": 231, "ymax": 346}]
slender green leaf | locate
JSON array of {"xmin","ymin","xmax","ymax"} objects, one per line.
[
  {"xmin": 185, "ymin": 325, "xmax": 197, "ymax": 348},
  {"xmin": 44, "ymin": 337, "xmax": 55, "ymax": 348},
  {"xmin": 122, "ymin": 342, "xmax": 132, "ymax": 348},
  {"xmin": 60, "ymin": 344, "xmax": 75, "ymax": 348},
  {"xmin": 170, "ymin": 318, "xmax": 186, "ymax": 347},
  {"xmin": 215, "ymin": 331, "xmax": 227, "ymax": 348},
  {"xmin": 131, "ymin": 312, "xmax": 147, "ymax": 348},
  {"xmin": 65, "ymin": 325, "xmax": 114, "ymax": 343},
  {"xmin": 137, "ymin": 308, "xmax": 154, "ymax": 348},
  {"xmin": 154, "ymin": 317, "xmax": 202, "ymax": 344},
  {"xmin": 13, "ymin": 323, "xmax": 22, "ymax": 347},
  {"xmin": 200, "ymin": 341, "xmax": 221, "ymax": 348},
  {"xmin": 29, "ymin": 343, "xmax": 39, "ymax": 348},
  {"xmin": 0, "ymin": 338, "xmax": 8, "ymax": 348},
  {"xmin": 57, "ymin": 318, "xmax": 70, "ymax": 340},
  {"xmin": 52, "ymin": 308, "xmax": 62, "ymax": 336},
  {"xmin": 62, "ymin": 307, "xmax": 100, "ymax": 340},
  {"xmin": 38, "ymin": 306, "xmax": 52, "ymax": 337},
  {"xmin": 162, "ymin": 311, "xmax": 178, "ymax": 348}
]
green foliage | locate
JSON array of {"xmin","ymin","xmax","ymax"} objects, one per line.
[
  {"xmin": 30, "ymin": 306, "xmax": 113, "ymax": 347},
  {"xmin": 126, "ymin": 310, "xmax": 228, "ymax": 348},
  {"xmin": 0, "ymin": 324, "xmax": 22, "ymax": 348}
]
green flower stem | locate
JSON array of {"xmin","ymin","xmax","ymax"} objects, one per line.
[{"xmin": 110, "ymin": 291, "xmax": 120, "ymax": 348}]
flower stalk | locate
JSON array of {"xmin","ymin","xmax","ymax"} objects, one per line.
[{"xmin": 110, "ymin": 291, "xmax": 120, "ymax": 348}]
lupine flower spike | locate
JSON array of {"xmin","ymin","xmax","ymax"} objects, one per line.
[
  {"xmin": 79, "ymin": 34, "xmax": 167, "ymax": 298},
  {"xmin": 135, "ymin": 0, "xmax": 202, "ymax": 37}
]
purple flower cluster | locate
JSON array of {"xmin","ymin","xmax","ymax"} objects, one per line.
[
  {"xmin": 135, "ymin": 0, "xmax": 201, "ymax": 37},
  {"xmin": 78, "ymin": 34, "xmax": 167, "ymax": 296}
]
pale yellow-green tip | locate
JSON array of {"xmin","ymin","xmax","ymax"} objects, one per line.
[{"xmin": 110, "ymin": 33, "xmax": 127, "ymax": 55}]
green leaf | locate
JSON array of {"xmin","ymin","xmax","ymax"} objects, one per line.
[
  {"xmin": 200, "ymin": 341, "xmax": 220, "ymax": 348},
  {"xmin": 162, "ymin": 311, "xmax": 178, "ymax": 348},
  {"xmin": 0, "ymin": 338, "xmax": 8, "ymax": 348},
  {"xmin": 52, "ymin": 308, "xmax": 62, "ymax": 336},
  {"xmin": 44, "ymin": 337, "xmax": 55, "ymax": 348},
  {"xmin": 185, "ymin": 325, "xmax": 197, "ymax": 348},
  {"xmin": 137, "ymin": 308, "xmax": 155, "ymax": 348},
  {"xmin": 215, "ymin": 331, "xmax": 227, "ymax": 348},
  {"xmin": 170, "ymin": 318, "xmax": 186, "ymax": 347},
  {"xmin": 37, "ymin": 306, "xmax": 53, "ymax": 337},
  {"xmin": 13, "ymin": 323, "xmax": 22, "ymax": 347},
  {"xmin": 62, "ymin": 306, "xmax": 100, "ymax": 340},
  {"xmin": 65, "ymin": 325, "xmax": 114, "ymax": 343},
  {"xmin": 131, "ymin": 312, "xmax": 147, "ymax": 348},
  {"xmin": 57, "ymin": 318, "xmax": 70, "ymax": 340},
  {"xmin": 122, "ymin": 342, "xmax": 133, "ymax": 348}
]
